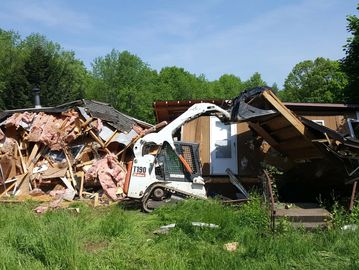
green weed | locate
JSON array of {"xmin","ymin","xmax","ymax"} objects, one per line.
[{"xmin": 0, "ymin": 199, "xmax": 356, "ymax": 269}]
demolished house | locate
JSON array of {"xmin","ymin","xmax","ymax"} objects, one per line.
[
  {"xmin": 0, "ymin": 100, "xmax": 152, "ymax": 207},
  {"xmin": 154, "ymin": 87, "xmax": 359, "ymax": 204},
  {"xmin": 2, "ymin": 87, "xmax": 359, "ymax": 212}
]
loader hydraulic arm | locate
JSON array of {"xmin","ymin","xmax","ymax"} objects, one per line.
[{"xmin": 133, "ymin": 103, "xmax": 230, "ymax": 157}]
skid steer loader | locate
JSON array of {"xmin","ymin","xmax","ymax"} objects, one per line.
[{"xmin": 124, "ymin": 103, "xmax": 232, "ymax": 212}]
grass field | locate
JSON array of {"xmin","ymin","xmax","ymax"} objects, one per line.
[{"xmin": 0, "ymin": 198, "xmax": 358, "ymax": 270}]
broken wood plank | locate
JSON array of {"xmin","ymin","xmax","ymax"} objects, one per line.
[
  {"xmin": 60, "ymin": 177, "xmax": 75, "ymax": 191},
  {"xmin": 64, "ymin": 150, "xmax": 77, "ymax": 187},
  {"xmin": 248, "ymin": 122, "xmax": 279, "ymax": 147},
  {"xmin": 26, "ymin": 143, "xmax": 40, "ymax": 168},
  {"xmin": 81, "ymin": 117, "xmax": 94, "ymax": 128},
  {"xmin": 41, "ymin": 167, "xmax": 68, "ymax": 179},
  {"xmin": 104, "ymin": 130, "xmax": 118, "ymax": 148},
  {"xmin": 88, "ymin": 130, "xmax": 111, "ymax": 154},
  {"xmin": 75, "ymin": 171, "xmax": 85, "ymax": 199},
  {"xmin": 143, "ymin": 121, "xmax": 168, "ymax": 135},
  {"xmin": 262, "ymin": 91, "xmax": 306, "ymax": 135},
  {"xmin": 16, "ymin": 172, "xmax": 30, "ymax": 196},
  {"xmin": 15, "ymin": 141, "xmax": 27, "ymax": 173},
  {"xmin": 94, "ymin": 193, "xmax": 99, "ymax": 207},
  {"xmin": 0, "ymin": 173, "xmax": 27, "ymax": 198},
  {"xmin": 78, "ymin": 171, "xmax": 85, "ymax": 199},
  {"xmin": 75, "ymin": 160, "xmax": 94, "ymax": 168},
  {"xmin": 260, "ymin": 116, "xmax": 290, "ymax": 131},
  {"xmin": 0, "ymin": 182, "xmax": 16, "ymax": 198}
]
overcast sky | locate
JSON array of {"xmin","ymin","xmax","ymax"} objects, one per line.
[{"xmin": 0, "ymin": 0, "xmax": 357, "ymax": 87}]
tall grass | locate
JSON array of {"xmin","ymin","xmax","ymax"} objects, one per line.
[{"xmin": 0, "ymin": 199, "xmax": 357, "ymax": 269}]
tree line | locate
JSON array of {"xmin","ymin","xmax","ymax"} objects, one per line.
[{"xmin": 0, "ymin": 5, "xmax": 358, "ymax": 123}]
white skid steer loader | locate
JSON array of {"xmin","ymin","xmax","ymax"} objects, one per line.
[{"xmin": 125, "ymin": 103, "xmax": 231, "ymax": 212}]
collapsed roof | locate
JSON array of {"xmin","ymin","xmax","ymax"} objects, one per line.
[
  {"xmin": 0, "ymin": 99, "xmax": 152, "ymax": 207},
  {"xmin": 230, "ymin": 87, "xmax": 359, "ymax": 184},
  {"xmin": 0, "ymin": 99, "xmax": 152, "ymax": 132}
]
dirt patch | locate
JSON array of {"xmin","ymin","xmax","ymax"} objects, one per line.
[{"xmin": 83, "ymin": 240, "xmax": 109, "ymax": 253}]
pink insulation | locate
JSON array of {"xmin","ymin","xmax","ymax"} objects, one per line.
[
  {"xmin": 85, "ymin": 154, "xmax": 126, "ymax": 201},
  {"xmin": 4, "ymin": 110, "xmax": 82, "ymax": 150},
  {"xmin": 0, "ymin": 129, "xmax": 4, "ymax": 141},
  {"xmin": 5, "ymin": 111, "xmax": 35, "ymax": 128}
]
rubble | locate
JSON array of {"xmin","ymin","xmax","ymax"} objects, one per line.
[
  {"xmin": 223, "ymin": 242, "xmax": 239, "ymax": 252},
  {"xmin": 0, "ymin": 100, "xmax": 152, "ymax": 207},
  {"xmin": 153, "ymin": 222, "xmax": 220, "ymax": 234}
]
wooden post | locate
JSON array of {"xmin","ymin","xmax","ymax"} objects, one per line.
[{"xmin": 263, "ymin": 170, "xmax": 276, "ymax": 231}]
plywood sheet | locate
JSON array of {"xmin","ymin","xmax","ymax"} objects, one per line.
[
  {"xmin": 182, "ymin": 116, "xmax": 210, "ymax": 175},
  {"xmin": 261, "ymin": 117, "xmax": 291, "ymax": 131}
]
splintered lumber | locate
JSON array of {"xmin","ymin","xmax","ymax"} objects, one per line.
[
  {"xmin": 76, "ymin": 160, "xmax": 94, "ymax": 168},
  {"xmin": 104, "ymin": 130, "xmax": 118, "ymax": 148},
  {"xmin": 17, "ymin": 173, "xmax": 30, "ymax": 195},
  {"xmin": 15, "ymin": 142, "xmax": 27, "ymax": 173},
  {"xmin": 41, "ymin": 167, "xmax": 67, "ymax": 179},
  {"xmin": 19, "ymin": 145, "xmax": 46, "ymax": 195},
  {"xmin": 94, "ymin": 193, "xmax": 99, "ymax": 207},
  {"xmin": 237, "ymin": 89, "xmax": 323, "ymax": 160},
  {"xmin": 60, "ymin": 177, "xmax": 75, "ymax": 191},
  {"xmin": 81, "ymin": 117, "xmax": 94, "ymax": 128},
  {"xmin": 26, "ymin": 143, "xmax": 40, "ymax": 168},
  {"xmin": 0, "ymin": 173, "xmax": 27, "ymax": 198},
  {"xmin": 248, "ymin": 122, "xmax": 279, "ymax": 147},
  {"xmin": 88, "ymin": 130, "xmax": 111, "ymax": 154},
  {"xmin": 0, "ymin": 182, "xmax": 16, "ymax": 198},
  {"xmin": 64, "ymin": 150, "xmax": 77, "ymax": 187},
  {"xmin": 77, "ymin": 171, "xmax": 85, "ymax": 199},
  {"xmin": 0, "ymin": 102, "xmax": 146, "ymax": 205},
  {"xmin": 262, "ymin": 90, "xmax": 306, "ymax": 135}
]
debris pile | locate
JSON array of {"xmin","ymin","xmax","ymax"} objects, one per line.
[{"xmin": 0, "ymin": 100, "xmax": 151, "ymax": 206}]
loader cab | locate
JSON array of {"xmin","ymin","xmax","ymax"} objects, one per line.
[{"xmin": 154, "ymin": 141, "xmax": 201, "ymax": 182}]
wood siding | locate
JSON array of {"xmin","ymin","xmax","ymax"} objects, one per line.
[
  {"xmin": 181, "ymin": 111, "xmax": 358, "ymax": 177},
  {"xmin": 297, "ymin": 111, "xmax": 356, "ymax": 134}
]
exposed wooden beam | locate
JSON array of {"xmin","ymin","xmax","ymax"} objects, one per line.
[{"xmin": 248, "ymin": 122, "xmax": 279, "ymax": 147}]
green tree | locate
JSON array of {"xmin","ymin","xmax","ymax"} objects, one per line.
[
  {"xmin": 243, "ymin": 72, "xmax": 267, "ymax": 89},
  {"xmin": 271, "ymin": 82, "xmax": 279, "ymax": 94},
  {"xmin": 209, "ymin": 74, "xmax": 244, "ymax": 98},
  {"xmin": 0, "ymin": 29, "xmax": 28, "ymax": 109},
  {"xmin": 341, "ymin": 4, "xmax": 359, "ymax": 102},
  {"xmin": 0, "ymin": 31, "xmax": 87, "ymax": 109},
  {"xmin": 157, "ymin": 67, "xmax": 210, "ymax": 100},
  {"xmin": 20, "ymin": 34, "xmax": 87, "ymax": 107},
  {"xmin": 88, "ymin": 50, "xmax": 159, "ymax": 123},
  {"xmin": 280, "ymin": 58, "xmax": 347, "ymax": 103}
]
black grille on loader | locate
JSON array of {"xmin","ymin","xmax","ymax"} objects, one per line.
[{"xmin": 155, "ymin": 141, "xmax": 201, "ymax": 182}]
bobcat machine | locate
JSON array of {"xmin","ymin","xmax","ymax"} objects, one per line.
[
  {"xmin": 124, "ymin": 87, "xmax": 278, "ymax": 211},
  {"xmin": 125, "ymin": 103, "xmax": 234, "ymax": 212}
]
